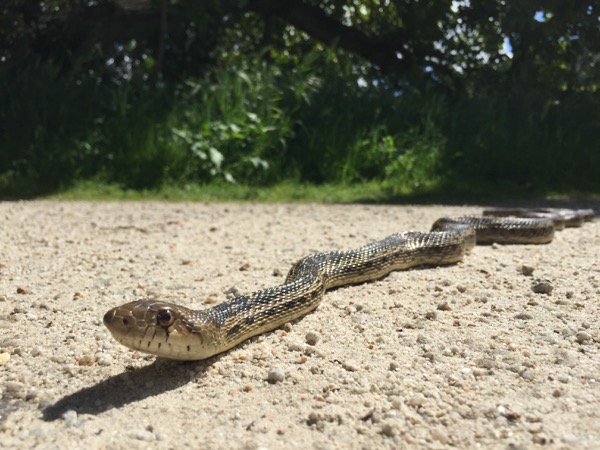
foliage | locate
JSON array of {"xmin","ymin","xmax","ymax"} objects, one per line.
[{"xmin": 0, "ymin": 0, "xmax": 599, "ymax": 198}]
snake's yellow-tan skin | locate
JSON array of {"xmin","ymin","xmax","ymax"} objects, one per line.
[{"xmin": 103, "ymin": 211, "xmax": 593, "ymax": 360}]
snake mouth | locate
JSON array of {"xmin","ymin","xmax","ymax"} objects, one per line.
[{"xmin": 103, "ymin": 307, "xmax": 134, "ymax": 335}]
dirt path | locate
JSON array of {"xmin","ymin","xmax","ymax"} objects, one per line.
[{"xmin": 1, "ymin": 201, "xmax": 599, "ymax": 449}]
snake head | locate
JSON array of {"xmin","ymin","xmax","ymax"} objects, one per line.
[{"xmin": 103, "ymin": 299, "xmax": 220, "ymax": 360}]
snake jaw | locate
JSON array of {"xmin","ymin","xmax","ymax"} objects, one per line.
[{"xmin": 103, "ymin": 299, "xmax": 223, "ymax": 360}]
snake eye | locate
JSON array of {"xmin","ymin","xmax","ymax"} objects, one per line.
[{"xmin": 157, "ymin": 308, "xmax": 175, "ymax": 328}]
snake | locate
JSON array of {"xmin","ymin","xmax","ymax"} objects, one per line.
[{"xmin": 103, "ymin": 208, "xmax": 594, "ymax": 360}]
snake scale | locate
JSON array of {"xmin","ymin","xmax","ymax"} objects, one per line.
[{"xmin": 103, "ymin": 208, "xmax": 594, "ymax": 360}]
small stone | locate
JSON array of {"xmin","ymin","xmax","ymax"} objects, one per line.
[
  {"xmin": 96, "ymin": 354, "xmax": 113, "ymax": 366},
  {"xmin": 520, "ymin": 368, "xmax": 535, "ymax": 381},
  {"xmin": 224, "ymin": 286, "xmax": 243, "ymax": 298},
  {"xmin": 431, "ymin": 427, "xmax": 449, "ymax": 444},
  {"xmin": 204, "ymin": 295, "xmax": 218, "ymax": 304},
  {"xmin": 406, "ymin": 393, "xmax": 426, "ymax": 407},
  {"xmin": 456, "ymin": 285, "xmax": 467, "ymax": 293},
  {"xmin": 77, "ymin": 355, "xmax": 95, "ymax": 366},
  {"xmin": 389, "ymin": 361, "xmax": 400, "ymax": 371},
  {"xmin": 31, "ymin": 346, "xmax": 43, "ymax": 357},
  {"xmin": 561, "ymin": 433, "xmax": 578, "ymax": 445},
  {"xmin": 575, "ymin": 331, "xmax": 592, "ymax": 344},
  {"xmin": 416, "ymin": 334, "xmax": 429, "ymax": 344},
  {"xmin": 552, "ymin": 389, "xmax": 563, "ymax": 397},
  {"xmin": 532, "ymin": 279, "xmax": 553, "ymax": 294},
  {"xmin": 521, "ymin": 265, "xmax": 535, "ymax": 276},
  {"xmin": 267, "ymin": 367, "xmax": 286, "ymax": 383},
  {"xmin": 305, "ymin": 331, "xmax": 319, "ymax": 346},
  {"xmin": 307, "ymin": 411, "xmax": 321, "ymax": 425},
  {"xmin": 342, "ymin": 360, "xmax": 359, "ymax": 372},
  {"xmin": 272, "ymin": 268, "xmax": 282, "ymax": 276},
  {"xmin": 16, "ymin": 287, "xmax": 32, "ymax": 294},
  {"xmin": 437, "ymin": 302, "xmax": 451, "ymax": 311},
  {"xmin": 566, "ymin": 291, "xmax": 574, "ymax": 299},
  {"xmin": 62, "ymin": 410, "xmax": 79, "ymax": 428},
  {"xmin": 476, "ymin": 358, "xmax": 496, "ymax": 369},
  {"xmin": 424, "ymin": 311, "xmax": 437, "ymax": 320},
  {"xmin": 5, "ymin": 381, "xmax": 26, "ymax": 399},
  {"xmin": 532, "ymin": 434, "xmax": 549, "ymax": 445},
  {"xmin": 286, "ymin": 340, "xmax": 304, "ymax": 352},
  {"xmin": 239, "ymin": 262, "xmax": 250, "ymax": 271},
  {"xmin": 555, "ymin": 349, "xmax": 577, "ymax": 367},
  {"xmin": 0, "ymin": 352, "xmax": 10, "ymax": 365},
  {"xmin": 514, "ymin": 313, "xmax": 533, "ymax": 320},
  {"xmin": 128, "ymin": 429, "xmax": 155, "ymax": 442},
  {"xmin": 381, "ymin": 421, "xmax": 399, "ymax": 437}
]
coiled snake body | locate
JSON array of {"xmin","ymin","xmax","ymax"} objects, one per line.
[{"xmin": 103, "ymin": 209, "xmax": 594, "ymax": 360}]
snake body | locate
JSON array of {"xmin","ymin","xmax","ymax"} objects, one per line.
[{"xmin": 103, "ymin": 209, "xmax": 593, "ymax": 360}]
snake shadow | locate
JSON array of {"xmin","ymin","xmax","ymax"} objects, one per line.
[{"xmin": 42, "ymin": 358, "xmax": 215, "ymax": 421}]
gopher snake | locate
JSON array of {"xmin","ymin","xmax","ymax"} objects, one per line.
[{"xmin": 103, "ymin": 209, "xmax": 593, "ymax": 360}]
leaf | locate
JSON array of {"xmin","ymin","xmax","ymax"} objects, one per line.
[
  {"xmin": 224, "ymin": 172, "xmax": 236, "ymax": 183},
  {"xmin": 208, "ymin": 147, "xmax": 224, "ymax": 168}
]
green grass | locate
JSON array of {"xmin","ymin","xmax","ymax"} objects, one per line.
[
  {"xmin": 46, "ymin": 180, "xmax": 600, "ymax": 205},
  {"xmin": 47, "ymin": 180, "xmax": 391, "ymax": 203}
]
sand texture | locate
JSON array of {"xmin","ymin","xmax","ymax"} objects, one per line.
[{"xmin": 1, "ymin": 201, "xmax": 599, "ymax": 449}]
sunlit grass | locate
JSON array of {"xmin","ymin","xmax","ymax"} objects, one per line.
[{"xmin": 48, "ymin": 180, "xmax": 393, "ymax": 203}]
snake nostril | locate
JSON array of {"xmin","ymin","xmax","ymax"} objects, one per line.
[{"xmin": 121, "ymin": 318, "xmax": 129, "ymax": 326}]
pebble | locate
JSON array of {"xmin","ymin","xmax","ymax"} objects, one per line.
[
  {"xmin": 437, "ymin": 302, "xmax": 451, "ymax": 311},
  {"xmin": 267, "ymin": 367, "xmax": 286, "ymax": 383},
  {"xmin": 519, "ymin": 368, "xmax": 535, "ymax": 381},
  {"xmin": 381, "ymin": 421, "xmax": 399, "ymax": 437},
  {"xmin": 305, "ymin": 331, "xmax": 319, "ymax": 346},
  {"xmin": 575, "ymin": 331, "xmax": 592, "ymax": 344},
  {"xmin": 431, "ymin": 427, "xmax": 449, "ymax": 444},
  {"xmin": 5, "ymin": 381, "xmax": 27, "ymax": 399},
  {"xmin": 561, "ymin": 433, "xmax": 579, "ymax": 444},
  {"xmin": 286, "ymin": 341, "xmax": 305, "ymax": 352},
  {"xmin": 532, "ymin": 279, "xmax": 553, "ymax": 294},
  {"xmin": 520, "ymin": 265, "xmax": 535, "ymax": 276},
  {"xmin": 476, "ymin": 358, "xmax": 496, "ymax": 369},
  {"xmin": 224, "ymin": 286, "xmax": 243, "ymax": 298},
  {"xmin": 78, "ymin": 354, "xmax": 95, "ymax": 366},
  {"xmin": 406, "ymin": 393, "xmax": 426, "ymax": 407},
  {"xmin": 416, "ymin": 334, "xmax": 429, "ymax": 344},
  {"xmin": 555, "ymin": 349, "xmax": 577, "ymax": 367},
  {"xmin": 128, "ymin": 429, "xmax": 155, "ymax": 442},
  {"xmin": 514, "ymin": 313, "xmax": 533, "ymax": 320},
  {"xmin": 342, "ymin": 360, "xmax": 358, "ymax": 372},
  {"xmin": 0, "ymin": 352, "xmax": 10, "ymax": 365},
  {"xmin": 96, "ymin": 353, "xmax": 113, "ymax": 366},
  {"xmin": 307, "ymin": 411, "xmax": 322, "ymax": 425},
  {"xmin": 62, "ymin": 410, "xmax": 80, "ymax": 428}
]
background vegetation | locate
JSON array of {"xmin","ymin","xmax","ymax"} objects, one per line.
[{"xmin": 1, "ymin": 0, "xmax": 598, "ymax": 200}]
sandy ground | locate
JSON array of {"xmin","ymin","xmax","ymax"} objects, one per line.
[{"xmin": 0, "ymin": 201, "xmax": 599, "ymax": 450}]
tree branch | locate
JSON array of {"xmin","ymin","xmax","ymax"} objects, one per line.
[{"xmin": 248, "ymin": 0, "xmax": 411, "ymax": 73}]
